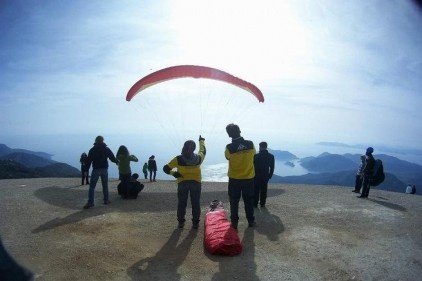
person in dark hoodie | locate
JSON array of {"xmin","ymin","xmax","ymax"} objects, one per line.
[
  {"xmin": 224, "ymin": 123, "xmax": 256, "ymax": 230},
  {"xmin": 163, "ymin": 136, "xmax": 206, "ymax": 229},
  {"xmin": 358, "ymin": 147, "xmax": 375, "ymax": 199},
  {"xmin": 148, "ymin": 155, "xmax": 157, "ymax": 182},
  {"xmin": 79, "ymin": 152, "xmax": 90, "ymax": 185},
  {"xmin": 83, "ymin": 136, "xmax": 119, "ymax": 209},
  {"xmin": 253, "ymin": 141, "xmax": 275, "ymax": 208}
]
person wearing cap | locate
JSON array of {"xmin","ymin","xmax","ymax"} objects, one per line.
[
  {"xmin": 224, "ymin": 123, "xmax": 256, "ymax": 229},
  {"xmin": 253, "ymin": 141, "xmax": 275, "ymax": 208},
  {"xmin": 163, "ymin": 136, "xmax": 206, "ymax": 229},
  {"xmin": 352, "ymin": 155, "xmax": 366, "ymax": 193},
  {"xmin": 83, "ymin": 136, "xmax": 119, "ymax": 209},
  {"xmin": 358, "ymin": 147, "xmax": 375, "ymax": 198},
  {"xmin": 148, "ymin": 155, "xmax": 157, "ymax": 182}
]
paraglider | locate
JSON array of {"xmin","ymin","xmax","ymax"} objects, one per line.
[{"xmin": 126, "ymin": 65, "xmax": 264, "ymax": 103}]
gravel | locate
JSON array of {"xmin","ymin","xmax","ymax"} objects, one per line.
[{"xmin": 0, "ymin": 178, "xmax": 421, "ymax": 281}]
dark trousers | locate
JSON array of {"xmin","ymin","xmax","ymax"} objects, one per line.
[
  {"xmin": 81, "ymin": 170, "xmax": 89, "ymax": 185},
  {"xmin": 361, "ymin": 175, "xmax": 371, "ymax": 197},
  {"xmin": 177, "ymin": 180, "xmax": 201, "ymax": 224},
  {"xmin": 120, "ymin": 173, "xmax": 131, "ymax": 198},
  {"xmin": 254, "ymin": 176, "xmax": 268, "ymax": 206},
  {"xmin": 228, "ymin": 178, "xmax": 255, "ymax": 223},
  {"xmin": 149, "ymin": 170, "xmax": 156, "ymax": 181},
  {"xmin": 354, "ymin": 175, "xmax": 363, "ymax": 192}
]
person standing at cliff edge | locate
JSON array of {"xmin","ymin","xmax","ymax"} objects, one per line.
[
  {"xmin": 163, "ymin": 136, "xmax": 206, "ymax": 229},
  {"xmin": 253, "ymin": 141, "xmax": 275, "ymax": 208},
  {"xmin": 148, "ymin": 155, "xmax": 157, "ymax": 182},
  {"xmin": 84, "ymin": 136, "xmax": 118, "ymax": 209},
  {"xmin": 224, "ymin": 123, "xmax": 256, "ymax": 230},
  {"xmin": 358, "ymin": 147, "xmax": 375, "ymax": 199},
  {"xmin": 352, "ymin": 155, "xmax": 366, "ymax": 193}
]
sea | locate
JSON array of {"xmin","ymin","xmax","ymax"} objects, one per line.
[{"xmin": 2, "ymin": 134, "xmax": 421, "ymax": 182}]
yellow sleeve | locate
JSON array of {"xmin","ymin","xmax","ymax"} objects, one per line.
[
  {"xmin": 224, "ymin": 146, "xmax": 230, "ymax": 160},
  {"xmin": 167, "ymin": 157, "xmax": 178, "ymax": 175},
  {"xmin": 198, "ymin": 140, "xmax": 206, "ymax": 164}
]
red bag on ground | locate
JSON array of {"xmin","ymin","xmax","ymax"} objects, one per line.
[{"xmin": 204, "ymin": 200, "xmax": 242, "ymax": 256}]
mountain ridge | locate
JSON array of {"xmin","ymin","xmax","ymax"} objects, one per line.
[
  {"xmin": 1, "ymin": 144, "xmax": 420, "ymax": 194},
  {"xmin": 0, "ymin": 144, "xmax": 79, "ymax": 179},
  {"xmin": 271, "ymin": 152, "xmax": 421, "ymax": 194}
]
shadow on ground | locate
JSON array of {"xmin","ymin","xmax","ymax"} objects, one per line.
[
  {"xmin": 368, "ymin": 197, "xmax": 407, "ymax": 212},
  {"xmin": 32, "ymin": 185, "xmax": 284, "ymax": 233}
]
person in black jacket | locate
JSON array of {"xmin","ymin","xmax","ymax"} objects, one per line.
[
  {"xmin": 83, "ymin": 136, "xmax": 118, "ymax": 209},
  {"xmin": 253, "ymin": 142, "xmax": 275, "ymax": 208},
  {"xmin": 79, "ymin": 152, "xmax": 90, "ymax": 185},
  {"xmin": 148, "ymin": 155, "xmax": 157, "ymax": 182},
  {"xmin": 358, "ymin": 147, "xmax": 375, "ymax": 199}
]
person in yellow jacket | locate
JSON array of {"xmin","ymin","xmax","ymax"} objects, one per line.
[
  {"xmin": 163, "ymin": 135, "xmax": 206, "ymax": 229},
  {"xmin": 224, "ymin": 123, "xmax": 256, "ymax": 229}
]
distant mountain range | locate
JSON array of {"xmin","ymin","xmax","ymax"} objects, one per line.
[
  {"xmin": 1, "ymin": 144, "xmax": 420, "ymax": 195},
  {"xmin": 269, "ymin": 149, "xmax": 421, "ymax": 195},
  {"xmin": 0, "ymin": 144, "xmax": 80, "ymax": 179}
]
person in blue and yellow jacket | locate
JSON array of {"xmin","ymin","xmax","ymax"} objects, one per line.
[
  {"xmin": 224, "ymin": 123, "xmax": 256, "ymax": 230},
  {"xmin": 163, "ymin": 135, "xmax": 206, "ymax": 229}
]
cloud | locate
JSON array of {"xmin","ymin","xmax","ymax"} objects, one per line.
[{"xmin": 0, "ymin": 0, "xmax": 421, "ymax": 164}]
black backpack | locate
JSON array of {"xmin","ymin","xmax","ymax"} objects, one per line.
[{"xmin": 369, "ymin": 159, "xmax": 385, "ymax": 186}]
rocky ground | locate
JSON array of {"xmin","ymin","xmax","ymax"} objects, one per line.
[{"xmin": 0, "ymin": 178, "xmax": 421, "ymax": 281}]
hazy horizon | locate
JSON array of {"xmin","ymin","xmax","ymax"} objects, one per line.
[
  {"xmin": 1, "ymin": 1, "xmax": 421, "ymax": 176},
  {"xmin": 2, "ymin": 133, "xmax": 421, "ymax": 180}
]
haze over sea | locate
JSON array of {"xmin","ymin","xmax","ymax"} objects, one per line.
[{"xmin": 3, "ymin": 133, "xmax": 421, "ymax": 182}]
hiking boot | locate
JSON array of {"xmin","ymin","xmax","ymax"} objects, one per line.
[
  {"xmin": 248, "ymin": 221, "xmax": 256, "ymax": 227},
  {"xmin": 178, "ymin": 222, "xmax": 185, "ymax": 229},
  {"xmin": 192, "ymin": 223, "xmax": 199, "ymax": 230},
  {"xmin": 104, "ymin": 200, "xmax": 111, "ymax": 205},
  {"xmin": 83, "ymin": 202, "xmax": 94, "ymax": 209}
]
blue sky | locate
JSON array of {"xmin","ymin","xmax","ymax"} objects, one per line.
[{"xmin": 1, "ymin": 0, "xmax": 422, "ymax": 173}]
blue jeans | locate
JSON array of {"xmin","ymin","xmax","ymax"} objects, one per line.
[{"xmin": 88, "ymin": 168, "xmax": 109, "ymax": 204}]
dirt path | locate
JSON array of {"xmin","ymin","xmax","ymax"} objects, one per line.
[{"xmin": 1, "ymin": 178, "xmax": 421, "ymax": 280}]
